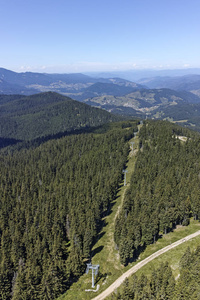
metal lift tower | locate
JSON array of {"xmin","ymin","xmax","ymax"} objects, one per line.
[
  {"xmin": 130, "ymin": 141, "xmax": 135, "ymax": 152},
  {"xmin": 123, "ymin": 169, "xmax": 128, "ymax": 186},
  {"xmin": 86, "ymin": 263, "xmax": 100, "ymax": 288}
]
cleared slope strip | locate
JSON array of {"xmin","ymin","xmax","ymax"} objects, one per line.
[{"xmin": 58, "ymin": 124, "xmax": 140, "ymax": 300}]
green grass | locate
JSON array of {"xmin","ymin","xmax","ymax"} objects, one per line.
[
  {"xmin": 107, "ymin": 221, "xmax": 200, "ymax": 299},
  {"xmin": 133, "ymin": 219, "xmax": 200, "ymax": 278}
]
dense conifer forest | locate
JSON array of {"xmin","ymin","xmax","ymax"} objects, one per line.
[
  {"xmin": 0, "ymin": 92, "xmax": 120, "ymax": 141},
  {"xmin": 1, "ymin": 116, "xmax": 200, "ymax": 299},
  {"xmin": 115, "ymin": 120, "xmax": 200, "ymax": 265},
  {"xmin": 0, "ymin": 121, "xmax": 138, "ymax": 299}
]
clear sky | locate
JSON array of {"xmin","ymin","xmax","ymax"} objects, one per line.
[{"xmin": 1, "ymin": 0, "xmax": 200, "ymax": 73}]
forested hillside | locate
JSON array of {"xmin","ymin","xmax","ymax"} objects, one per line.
[
  {"xmin": 2, "ymin": 117, "xmax": 200, "ymax": 299},
  {"xmin": 0, "ymin": 92, "xmax": 120, "ymax": 141},
  {"xmin": 114, "ymin": 246, "xmax": 200, "ymax": 299},
  {"xmin": 0, "ymin": 121, "xmax": 138, "ymax": 299},
  {"xmin": 115, "ymin": 120, "xmax": 200, "ymax": 265},
  {"xmin": 152, "ymin": 102, "xmax": 200, "ymax": 132}
]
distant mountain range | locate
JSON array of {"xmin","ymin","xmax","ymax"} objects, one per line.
[
  {"xmin": 137, "ymin": 74, "xmax": 200, "ymax": 95},
  {"xmin": 85, "ymin": 68, "xmax": 200, "ymax": 81},
  {"xmin": 0, "ymin": 67, "xmax": 144, "ymax": 96},
  {"xmin": 1, "ymin": 67, "xmax": 200, "ymax": 98},
  {"xmin": 2, "ymin": 67, "xmax": 200, "ymax": 132}
]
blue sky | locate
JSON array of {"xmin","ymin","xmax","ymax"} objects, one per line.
[{"xmin": 1, "ymin": 0, "xmax": 200, "ymax": 73}]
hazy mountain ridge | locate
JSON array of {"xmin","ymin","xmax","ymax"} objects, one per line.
[
  {"xmin": 137, "ymin": 74, "xmax": 200, "ymax": 93},
  {"xmin": 86, "ymin": 68, "xmax": 200, "ymax": 81},
  {"xmin": 2, "ymin": 67, "xmax": 200, "ymax": 131},
  {"xmin": 0, "ymin": 68, "xmax": 143, "ymax": 96}
]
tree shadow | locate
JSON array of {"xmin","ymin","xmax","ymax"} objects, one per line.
[
  {"xmin": 97, "ymin": 231, "xmax": 106, "ymax": 240},
  {"xmin": 92, "ymin": 245, "xmax": 104, "ymax": 258},
  {"xmin": 6, "ymin": 123, "xmax": 114, "ymax": 151},
  {"xmin": 96, "ymin": 271, "xmax": 112, "ymax": 285},
  {"xmin": 0, "ymin": 137, "xmax": 22, "ymax": 149}
]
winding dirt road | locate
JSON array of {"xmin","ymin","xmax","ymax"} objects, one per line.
[{"xmin": 92, "ymin": 230, "xmax": 200, "ymax": 300}]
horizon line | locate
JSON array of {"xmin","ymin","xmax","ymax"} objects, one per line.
[{"xmin": 1, "ymin": 66, "xmax": 200, "ymax": 75}]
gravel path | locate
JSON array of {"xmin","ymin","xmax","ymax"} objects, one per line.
[{"xmin": 92, "ymin": 230, "xmax": 200, "ymax": 300}]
